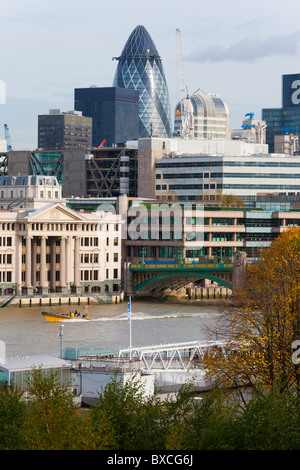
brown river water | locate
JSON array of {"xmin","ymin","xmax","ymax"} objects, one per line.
[{"xmin": 0, "ymin": 300, "xmax": 223, "ymax": 357}]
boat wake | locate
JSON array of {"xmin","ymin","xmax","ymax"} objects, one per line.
[{"xmin": 92, "ymin": 311, "xmax": 220, "ymax": 322}]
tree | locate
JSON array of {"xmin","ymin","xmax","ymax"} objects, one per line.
[
  {"xmin": 0, "ymin": 386, "xmax": 27, "ymax": 450},
  {"xmin": 91, "ymin": 373, "xmax": 195, "ymax": 450},
  {"xmin": 215, "ymin": 190, "xmax": 245, "ymax": 207},
  {"xmin": 23, "ymin": 367, "xmax": 95, "ymax": 450},
  {"xmin": 204, "ymin": 227, "xmax": 300, "ymax": 395}
]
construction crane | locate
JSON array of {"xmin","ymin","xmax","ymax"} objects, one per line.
[
  {"xmin": 176, "ymin": 28, "xmax": 193, "ymax": 139},
  {"xmin": 98, "ymin": 139, "xmax": 106, "ymax": 149},
  {"xmin": 4, "ymin": 124, "xmax": 12, "ymax": 151}
]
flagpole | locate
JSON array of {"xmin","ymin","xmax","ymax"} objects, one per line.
[{"xmin": 128, "ymin": 296, "xmax": 132, "ymax": 361}]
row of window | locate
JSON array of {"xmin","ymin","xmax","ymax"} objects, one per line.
[
  {"xmin": 157, "ymin": 172, "xmax": 300, "ymax": 179},
  {"xmin": 20, "ymin": 268, "xmax": 119, "ymax": 283},
  {"xmin": 81, "ymin": 269, "xmax": 119, "ymax": 281},
  {"xmin": 20, "ymin": 252, "xmax": 119, "ymax": 264},
  {"xmin": 169, "ymin": 183, "xmax": 300, "ymax": 191},
  {"xmin": 16, "ymin": 223, "xmax": 119, "ymax": 232},
  {"xmin": 156, "ymin": 161, "xmax": 300, "ymax": 168},
  {"xmin": 0, "ymin": 190, "xmax": 60, "ymax": 199},
  {"xmin": 0, "ymin": 271, "xmax": 12, "ymax": 282}
]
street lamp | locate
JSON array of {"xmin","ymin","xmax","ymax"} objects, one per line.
[{"xmin": 140, "ymin": 247, "xmax": 145, "ymax": 265}]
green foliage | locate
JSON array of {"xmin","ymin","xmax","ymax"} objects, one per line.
[
  {"xmin": 1, "ymin": 367, "xmax": 300, "ymax": 449},
  {"xmin": 91, "ymin": 374, "xmax": 194, "ymax": 450},
  {"xmin": 23, "ymin": 367, "xmax": 91, "ymax": 450},
  {"xmin": 0, "ymin": 386, "xmax": 27, "ymax": 450},
  {"xmin": 233, "ymin": 388, "xmax": 300, "ymax": 450}
]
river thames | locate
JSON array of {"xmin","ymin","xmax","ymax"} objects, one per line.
[{"xmin": 0, "ymin": 300, "xmax": 224, "ymax": 357}]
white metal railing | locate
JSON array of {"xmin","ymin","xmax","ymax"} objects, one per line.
[{"xmin": 118, "ymin": 340, "xmax": 228, "ymax": 372}]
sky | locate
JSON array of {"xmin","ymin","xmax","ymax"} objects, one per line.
[{"xmin": 1, "ymin": 0, "xmax": 300, "ymax": 149}]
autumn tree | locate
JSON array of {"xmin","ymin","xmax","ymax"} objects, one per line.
[{"xmin": 204, "ymin": 226, "xmax": 300, "ymax": 395}]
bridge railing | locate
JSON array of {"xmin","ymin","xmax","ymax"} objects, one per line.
[{"xmin": 130, "ymin": 262, "xmax": 233, "ymax": 269}]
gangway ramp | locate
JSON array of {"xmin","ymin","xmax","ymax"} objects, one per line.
[{"xmin": 118, "ymin": 340, "xmax": 227, "ymax": 372}]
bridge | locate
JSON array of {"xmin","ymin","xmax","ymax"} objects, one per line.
[{"xmin": 125, "ymin": 252, "xmax": 247, "ymax": 296}]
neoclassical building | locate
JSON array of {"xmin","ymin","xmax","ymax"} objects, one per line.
[{"xmin": 0, "ymin": 176, "xmax": 122, "ymax": 298}]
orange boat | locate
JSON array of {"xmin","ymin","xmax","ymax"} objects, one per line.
[{"xmin": 42, "ymin": 309, "xmax": 91, "ymax": 323}]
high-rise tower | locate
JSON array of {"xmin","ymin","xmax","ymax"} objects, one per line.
[{"xmin": 113, "ymin": 25, "xmax": 172, "ymax": 139}]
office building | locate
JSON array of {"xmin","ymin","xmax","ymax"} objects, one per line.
[
  {"xmin": 85, "ymin": 145, "xmax": 138, "ymax": 198},
  {"xmin": 137, "ymin": 137, "xmax": 270, "ymax": 200},
  {"xmin": 38, "ymin": 109, "xmax": 92, "ymax": 150},
  {"xmin": 7, "ymin": 144, "xmax": 139, "ymax": 199},
  {"xmin": 120, "ymin": 197, "xmax": 300, "ymax": 263},
  {"xmin": 74, "ymin": 87, "xmax": 139, "ymax": 148},
  {"xmin": 155, "ymin": 152, "xmax": 300, "ymax": 202},
  {"xmin": 262, "ymin": 73, "xmax": 300, "ymax": 153},
  {"xmin": 174, "ymin": 91, "xmax": 231, "ymax": 140},
  {"xmin": 113, "ymin": 25, "xmax": 172, "ymax": 139}
]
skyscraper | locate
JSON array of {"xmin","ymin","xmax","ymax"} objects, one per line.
[
  {"xmin": 74, "ymin": 87, "xmax": 139, "ymax": 148},
  {"xmin": 38, "ymin": 109, "xmax": 92, "ymax": 150},
  {"xmin": 113, "ymin": 25, "xmax": 172, "ymax": 139},
  {"xmin": 262, "ymin": 73, "xmax": 300, "ymax": 153}
]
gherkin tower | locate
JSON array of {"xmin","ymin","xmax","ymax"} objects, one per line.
[{"xmin": 113, "ymin": 25, "xmax": 172, "ymax": 139}]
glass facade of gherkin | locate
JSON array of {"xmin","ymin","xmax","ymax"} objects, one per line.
[{"xmin": 113, "ymin": 25, "xmax": 172, "ymax": 139}]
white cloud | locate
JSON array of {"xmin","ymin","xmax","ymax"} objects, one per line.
[{"xmin": 187, "ymin": 32, "xmax": 300, "ymax": 63}]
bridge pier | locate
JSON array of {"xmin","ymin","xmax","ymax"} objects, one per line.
[
  {"xmin": 233, "ymin": 251, "xmax": 247, "ymax": 291},
  {"xmin": 124, "ymin": 262, "xmax": 136, "ymax": 297}
]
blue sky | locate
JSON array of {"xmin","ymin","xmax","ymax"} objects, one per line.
[{"xmin": 1, "ymin": 0, "xmax": 300, "ymax": 149}]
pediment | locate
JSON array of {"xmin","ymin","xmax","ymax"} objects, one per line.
[{"xmin": 26, "ymin": 203, "xmax": 87, "ymax": 222}]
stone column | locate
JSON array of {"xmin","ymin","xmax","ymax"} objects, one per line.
[
  {"xmin": 74, "ymin": 236, "xmax": 81, "ymax": 294},
  {"xmin": 60, "ymin": 236, "xmax": 67, "ymax": 294},
  {"xmin": 32, "ymin": 237, "xmax": 37, "ymax": 290},
  {"xmin": 50, "ymin": 237, "xmax": 56, "ymax": 292},
  {"xmin": 40, "ymin": 236, "xmax": 48, "ymax": 295},
  {"xmin": 15, "ymin": 236, "xmax": 23, "ymax": 296},
  {"xmin": 25, "ymin": 236, "xmax": 33, "ymax": 296}
]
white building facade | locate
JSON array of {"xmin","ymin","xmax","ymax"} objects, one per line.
[
  {"xmin": 137, "ymin": 136, "xmax": 300, "ymax": 201},
  {"xmin": 0, "ymin": 176, "xmax": 122, "ymax": 300},
  {"xmin": 155, "ymin": 153, "xmax": 300, "ymax": 201}
]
